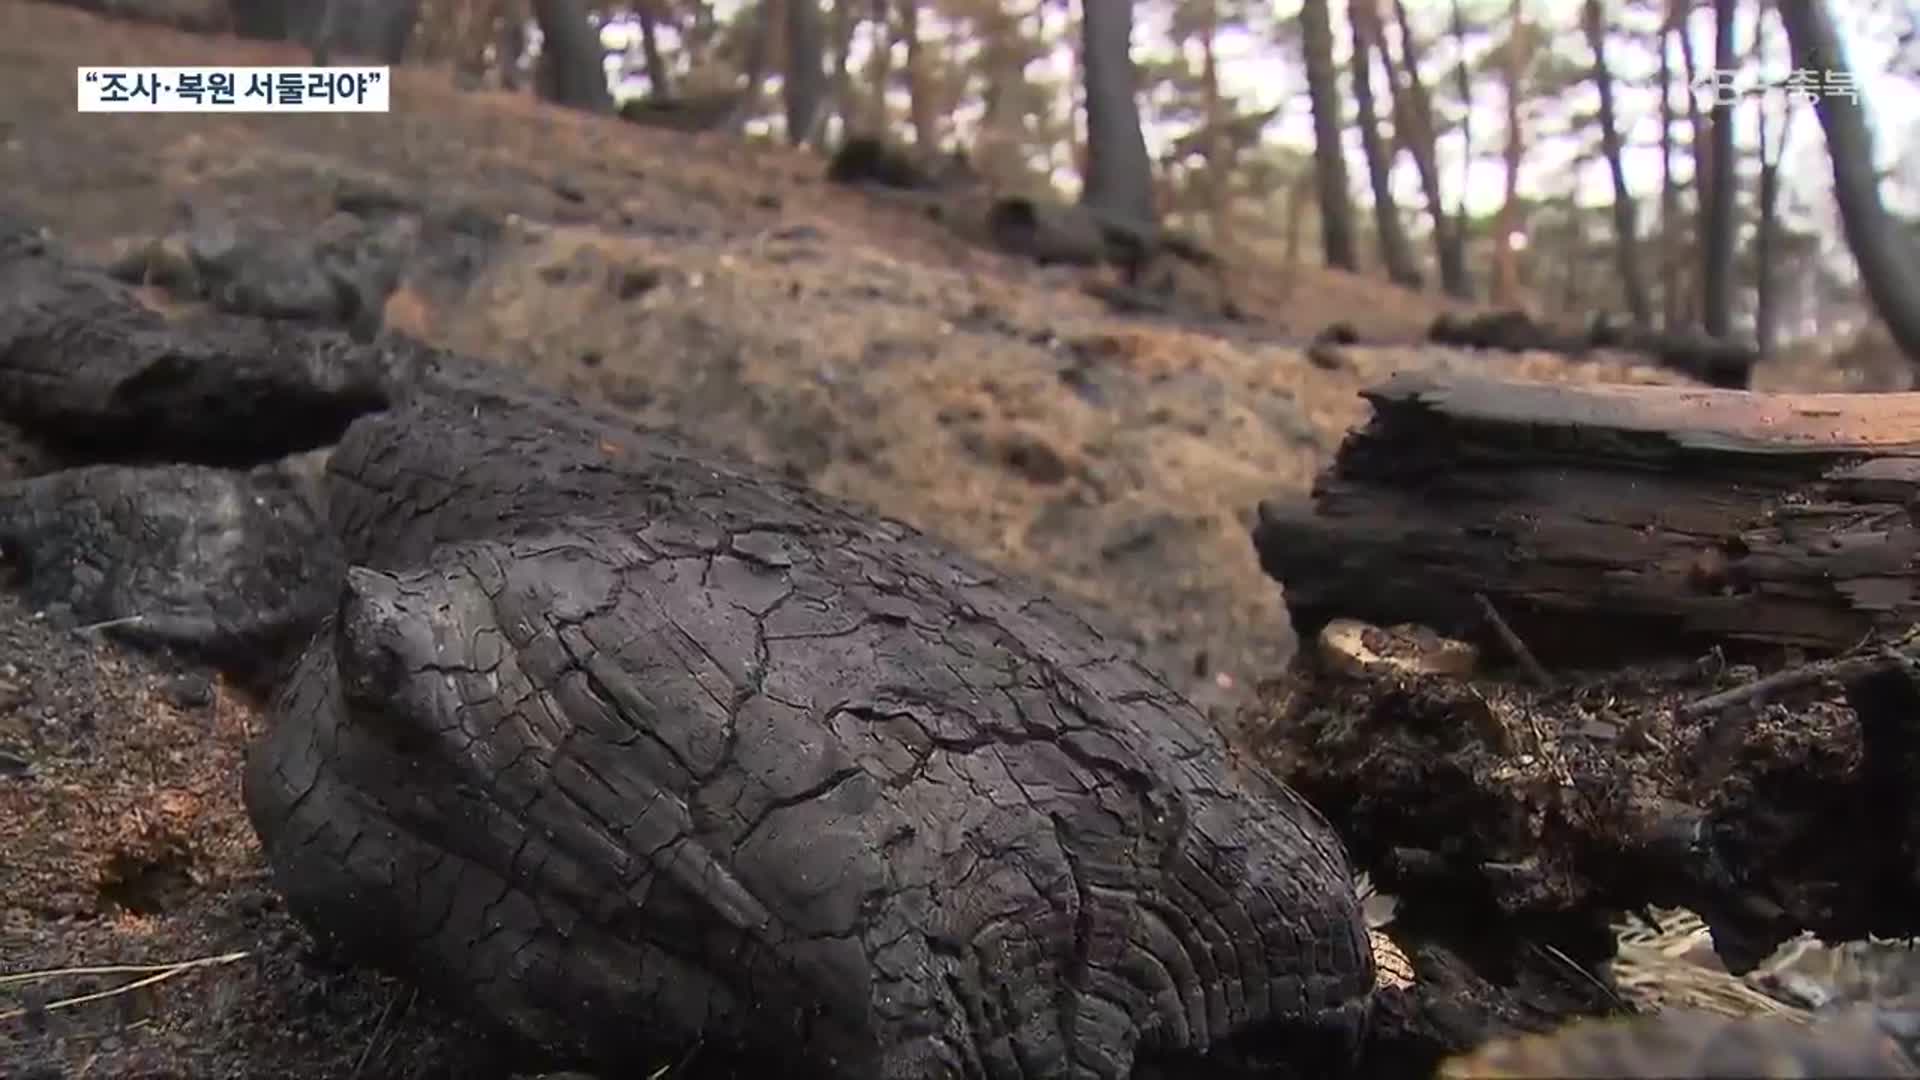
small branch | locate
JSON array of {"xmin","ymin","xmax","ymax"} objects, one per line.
[
  {"xmin": 1474, "ymin": 593, "xmax": 1553, "ymax": 689},
  {"xmin": 0, "ymin": 951, "xmax": 249, "ymax": 1021},
  {"xmin": 1676, "ymin": 649, "xmax": 1913, "ymax": 720},
  {"xmin": 73, "ymin": 614, "xmax": 146, "ymax": 634}
]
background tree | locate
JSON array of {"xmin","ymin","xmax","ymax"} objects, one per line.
[
  {"xmin": 1778, "ymin": 0, "xmax": 1920, "ymax": 366},
  {"xmin": 1584, "ymin": 0, "xmax": 1653, "ymax": 327},
  {"xmin": 1701, "ymin": 0, "xmax": 1739, "ymax": 336},
  {"xmin": 1349, "ymin": 0, "xmax": 1422, "ymax": 286},
  {"xmin": 532, "ymin": 0, "xmax": 613, "ymax": 112},
  {"xmin": 1301, "ymin": 0, "xmax": 1358, "ymax": 270},
  {"xmin": 785, "ymin": 0, "xmax": 828, "ymax": 144},
  {"xmin": 1079, "ymin": 0, "xmax": 1155, "ymax": 226},
  {"xmin": 1387, "ymin": 0, "xmax": 1473, "ymax": 298}
]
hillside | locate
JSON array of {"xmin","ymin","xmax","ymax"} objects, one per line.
[{"xmin": 0, "ymin": 3, "xmax": 1864, "ymax": 1075}]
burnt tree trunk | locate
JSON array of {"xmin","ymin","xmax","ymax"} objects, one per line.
[
  {"xmin": 1702, "ymin": 0, "xmax": 1739, "ymax": 337},
  {"xmin": 1754, "ymin": 25, "xmax": 1796, "ymax": 360},
  {"xmin": 1491, "ymin": 0, "xmax": 1525, "ymax": 306},
  {"xmin": 1253, "ymin": 372, "xmax": 1920, "ymax": 661},
  {"xmin": 1448, "ymin": 0, "xmax": 1474, "ymax": 262},
  {"xmin": 1659, "ymin": 3, "xmax": 1681, "ymax": 329},
  {"xmin": 1350, "ymin": 0, "xmax": 1423, "ymax": 288},
  {"xmin": 531, "ymin": 0, "xmax": 612, "ymax": 113},
  {"xmin": 1778, "ymin": 0, "xmax": 1920, "ymax": 369},
  {"xmin": 1388, "ymin": 0, "xmax": 1473, "ymax": 299},
  {"xmin": 1585, "ymin": 0, "xmax": 1654, "ymax": 329},
  {"xmin": 638, "ymin": 0, "xmax": 674, "ymax": 99},
  {"xmin": 784, "ymin": 0, "xmax": 828, "ymax": 145},
  {"xmin": 310, "ymin": 0, "xmax": 422, "ymax": 65},
  {"xmin": 1302, "ymin": 0, "xmax": 1358, "ymax": 271},
  {"xmin": 1677, "ymin": 0, "xmax": 1708, "ymax": 325},
  {"xmin": 900, "ymin": 0, "xmax": 943, "ymax": 151},
  {"xmin": 1078, "ymin": 0, "xmax": 1156, "ymax": 228}
]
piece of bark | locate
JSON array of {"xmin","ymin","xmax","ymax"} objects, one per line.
[{"xmin": 1253, "ymin": 372, "xmax": 1920, "ymax": 664}]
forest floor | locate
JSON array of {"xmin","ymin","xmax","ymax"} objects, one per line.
[{"xmin": 0, "ymin": 2, "xmax": 1884, "ymax": 1076}]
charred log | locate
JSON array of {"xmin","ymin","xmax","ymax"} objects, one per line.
[
  {"xmin": 1428, "ymin": 310, "xmax": 1758, "ymax": 389},
  {"xmin": 1253, "ymin": 372, "xmax": 1920, "ymax": 663}
]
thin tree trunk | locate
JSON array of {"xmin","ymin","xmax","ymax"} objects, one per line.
[
  {"xmin": 1702, "ymin": 0, "xmax": 1739, "ymax": 336},
  {"xmin": 1492, "ymin": 0, "xmax": 1525, "ymax": 306},
  {"xmin": 1755, "ymin": 98, "xmax": 1795, "ymax": 358},
  {"xmin": 1202, "ymin": 0, "xmax": 1230, "ymax": 235},
  {"xmin": 1659, "ymin": 2, "xmax": 1681, "ymax": 329},
  {"xmin": 1449, "ymin": 0, "xmax": 1474, "ymax": 257},
  {"xmin": 1301, "ymin": 0, "xmax": 1358, "ymax": 270},
  {"xmin": 1677, "ymin": 0, "xmax": 1708, "ymax": 325},
  {"xmin": 785, "ymin": 0, "xmax": 828, "ymax": 145},
  {"xmin": 729, "ymin": 0, "xmax": 780, "ymax": 133},
  {"xmin": 1078, "ymin": 0, "xmax": 1156, "ymax": 227},
  {"xmin": 862, "ymin": 0, "xmax": 894, "ymax": 132},
  {"xmin": 638, "ymin": 1, "xmax": 673, "ymax": 99},
  {"xmin": 531, "ymin": 0, "xmax": 611, "ymax": 113},
  {"xmin": 1351, "ymin": 0, "xmax": 1423, "ymax": 287},
  {"xmin": 815, "ymin": 0, "xmax": 857, "ymax": 143},
  {"xmin": 1389, "ymin": 0, "xmax": 1472, "ymax": 299},
  {"xmin": 498, "ymin": 1, "xmax": 527, "ymax": 90},
  {"xmin": 1778, "ymin": 0, "xmax": 1920, "ymax": 369},
  {"xmin": 900, "ymin": 0, "xmax": 942, "ymax": 151},
  {"xmin": 1586, "ymin": 0, "xmax": 1654, "ymax": 327}
]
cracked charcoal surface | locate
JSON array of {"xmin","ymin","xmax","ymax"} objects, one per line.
[
  {"xmin": 244, "ymin": 359, "xmax": 1377, "ymax": 1078},
  {"xmin": 0, "ymin": 462, "xmax": 344, "ymax": 669}
]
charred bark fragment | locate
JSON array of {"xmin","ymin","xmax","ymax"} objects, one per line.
[
  {"xmin": 1252, "ymin": 372, "xmax": 1920, "ymax": 663},
  {"xmin": 243, "ymin": 362, "xmax": 1377, "ymax": 1078},
  {"xmin": 0, "ymin": 230, "xmax": 414, "ymax": 466},
  {"xmin": 0, "ymin": 462, "xmax": 342, "ymax": 676}
]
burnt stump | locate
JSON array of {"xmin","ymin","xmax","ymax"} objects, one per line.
[{"xmin": 243, "ymin": 366, "xmax": 1377, "ymax": 1079}]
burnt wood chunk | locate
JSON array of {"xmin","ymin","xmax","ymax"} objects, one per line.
[
  {"xmin": 1253, "ymin": 372, "xmax": 1920, "ymax": 664},
  {"xmin": 244, "ymin": 366, "xmax": 1376, "ymax": 1078}
]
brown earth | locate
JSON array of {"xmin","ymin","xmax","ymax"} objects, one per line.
[{"xmin": 0, "ymin": 2, "xmax": 1878, "ymax": 1076}]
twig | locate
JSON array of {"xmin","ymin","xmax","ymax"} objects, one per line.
[
  {"xmin": 351, "ymin": 989, "xmax": 403, "ymax": 1077},
  {"xmin": 73, "ymin": 614, "xmax": 146, "ymax": 634},
  {"xmin": 0, "ymin": 951, "xmax": 249, "ymax": 1022},
  {"xmin": 1676, "ymin": 649, "xmax": 1913, "ymax": 720},
  {"xmin": 1532, "ymin": 942, "xmax": 1631, "ymax": 1013},
  {"xmin": 1474, "ymin": 593, "xmax": 1554, "ymax": 690}
]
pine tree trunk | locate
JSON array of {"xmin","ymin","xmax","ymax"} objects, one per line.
[
  {"xmin": 1586, "ymin": 0, "xmax": 1655, "ymax": 327},
  {"xmin": 530, "ymin": 0, "xmax": 611, "ymax": 113},
  {"xmin": 1389, "ymin": 0, "xmax": 1473, "ymax": 299},
  {"xmin": 1701, "ymin": 0, "xmax": 1739, "ymax": 337},
  {"xmin": 1778, "ymin": 0, "xmax": 1920, "ymax": 370},
  {"xmin": 638, "ymin": 1, "xmax": 673, "ymax": 98},
  {"xmin": 1492, "ymin": 0, "xmax": 1525, "ymax": 306},
  {"xmin": 862, "ymin": 0, "xmax": 894, "ymax": 133},
  {"xmin": 1659, "ymin": 5, "xmax": 1681, "ymax": 329},
  {"xmin": 1301, "ymin": 0, "xmax": 1357, "ymax": 270},
  {"xmin": 1350, "ymin": 0, "xmax": 1423, "ymax": 288},
  {"xmin": 1677, "ymin": 0, "xmax": 1708, "ymax": 326},
  {"xmin": 900, "ymin": 0, "xmax": 941, "ymax": 151},
  {"xmin": 1078, "ymin": 0, "xmax": 1156, "ymax": 227}
]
